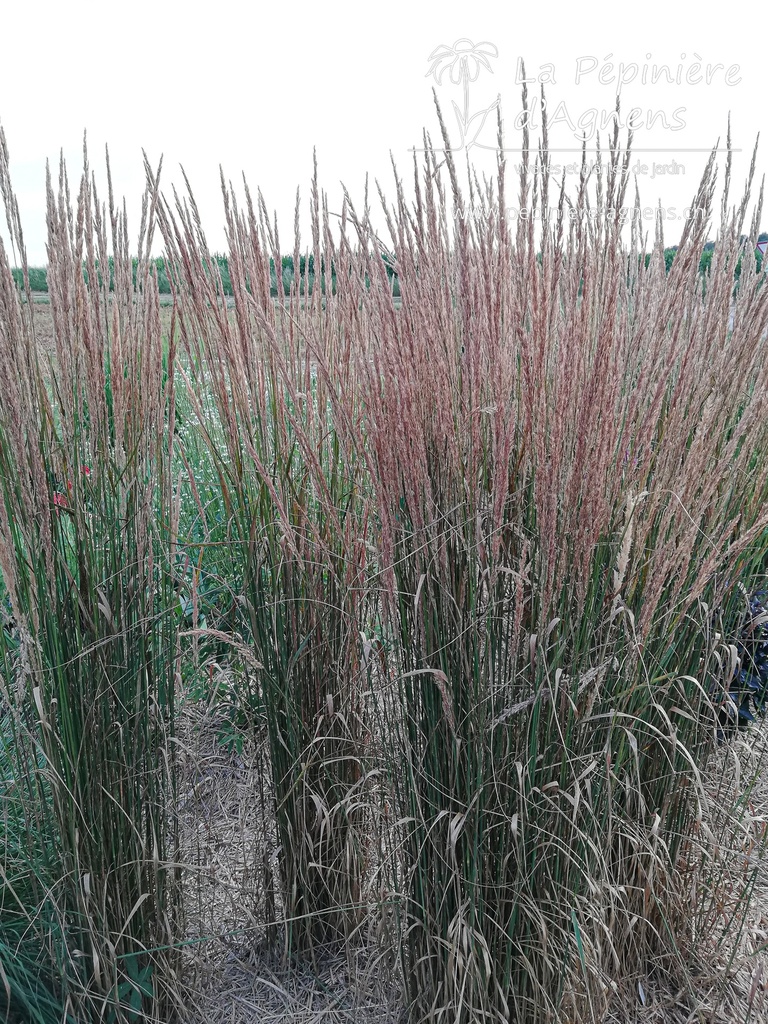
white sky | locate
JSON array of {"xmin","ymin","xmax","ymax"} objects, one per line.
[{"xmin": 0, "ymin": 0, "xmax": 763, "ymax": 265}]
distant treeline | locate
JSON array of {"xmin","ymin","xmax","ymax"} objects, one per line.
[
  {"xmin": 651, "ymin": 235, "xmax": 767, "ymax": 276},
  {"xmin": 11, "ymin": 239, "xmax": 767, "ymax": 296},
  {"xmin": 10, "ymin": 253, "xmax": 402, "ymax": 297}
]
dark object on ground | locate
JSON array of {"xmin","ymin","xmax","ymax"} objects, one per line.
[{"xmin": 717, "ymin": 589, "xmax": 768, "ymax": 741}]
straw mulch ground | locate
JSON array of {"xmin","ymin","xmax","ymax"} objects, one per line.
[{"xmin": 175, "ymin": 695, "xmax": 768, "ymax": 1024}]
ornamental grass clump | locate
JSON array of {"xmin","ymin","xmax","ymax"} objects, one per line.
[
  {"xmin": 0, "ymin": 129, "xmax": 182, "ymax": 1021},
  {"xmin": 317, "ymin": 106, "xmax": 768, "ymax": 1018},
  {"xmin": 3, "ymin": 89, "xmax": 768, "ymax": 1023},
  {"xmin": 152, "ymin": 159, "xmax": 374, "ymax": 955}
]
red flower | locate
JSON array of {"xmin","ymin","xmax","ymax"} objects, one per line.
[
  {"xmin": 64, "ymin": 467, "xmax": 91, "ymax": 493},
  {"xmin": 53, "ymin": 466, "xmax": 91, "ymax": 515}
]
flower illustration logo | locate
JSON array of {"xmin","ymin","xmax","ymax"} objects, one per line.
[
  {"xmin": 426, "ymin": 39, "xmax": 500, "ymax": 155},
  {"xmin": 426, "ymin": 38, "xmax": 498, "ymax": 85}
]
